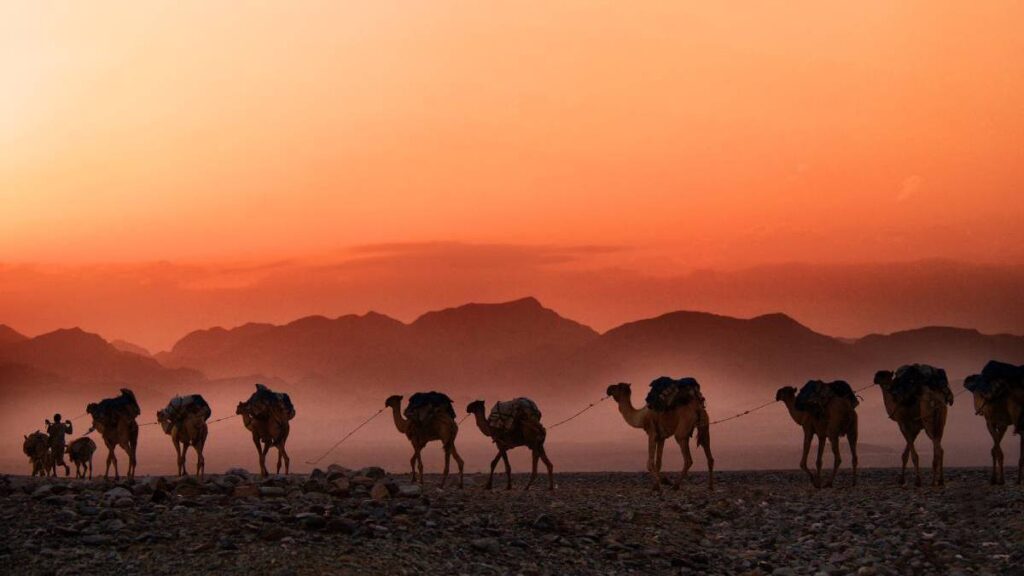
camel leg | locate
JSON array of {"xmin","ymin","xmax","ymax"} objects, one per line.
[
  {"xmin": 486, "ymin": 452, "xmax": 501, "ymax": 490},
  {"xmin": 276, "ymin": 444, "xmax": 290, "ymax": 475},
  {"xmin": 196, "ymin": 441, "xmax": 205, "ymax": 481},
  {"xmin": 826, "ymin": 435, "xmax": 841, "ymax": 488},
  {"xmin": 1018, "ymin": 433, "xmax": 1023, "ymax": 485},
  {"xmin": 501, "ymin": 451, "xmax": 512, "ymax": 490},
  {"xmin": 440, "ymin": 444, "xmax": 452, "ymax": 489},
  {"xmin": 526, "ymin": 450, "xmax": 539, "ymax": 490},
  {"xmin": 989, "ymin": 423, "xmax": 1006, "ymax": 485},
  {"xmin": 800, "ymin": 429, "xmax": 815, "ymax": 486},
  {"xmin": 647, "ymin": 436, "xmax": 662, "ymax": 491},
  {"xmin": 410, "ymin": 453, "xmax": 419, "ymax": 483},
  {"xmin": 128, "ymin": 430, "xmax": 138, "ymax": 480},
  {"xmin": 174, "ymin": 440, "xmax": 184, "ymax": 477},
  {"xmin": 931, "ymin": 437, "xmax": 944, "ymax": 487},
  {"xmin": 701, "ymin": 435, "xmax": 715, "ymax": 490},
  {"xmin": 540, "ymin": 448, "xmax": 554, "ymax": 491},
  {"xmin": 909, "ymin": 442, "xmax": 921, "ymax": 487},
  {"xmin": 252, "ymin": 436, "xmax": 266, "ymax": 477},
  {"xmin": 260, "ymin": 442, "xmax": 272, "ymax": 479},
  {"xmin": 656, "ymin": 439, "xmax": 669, "ymax": 486},
  {"xmin": 451, "ymin": 444, "xmax": 465, "ymax": 489},
  {"xmin": 848, "ymin": 431, "xmax": 859, "ymax": 487},
  {"xmin": 676, "ymin": 435, "xmax": 694, "ymax": 490},
  {"xmin": 814, "ymin": 434, "xmax": 826, "ymax": 489},
  {"xmin": 416, "ymin": 449, "xmax": 425, "ymax": 486}
]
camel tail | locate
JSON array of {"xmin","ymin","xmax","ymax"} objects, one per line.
[{"xmin": 697, "ymin": 407, "xmax": 710, "ymax": 449}]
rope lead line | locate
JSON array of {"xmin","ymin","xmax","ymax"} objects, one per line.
[
  {"xmin": 304, "ymin": 408, "xmax": 385, "ymax": 466},
  {"xmin": 709, "ymin": 382, "xmax": 879, "ymax": 427},
  {"xmin": 548, "ymin": 395, "xmax": 610, "ymax": 430}
]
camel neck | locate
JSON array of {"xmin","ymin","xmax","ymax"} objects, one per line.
[
  {"xmin": 471, "ymin": 410, "xmax": 492, "ymax": 437},
  {"xmin": 390, "ymin": 404, "xmax": 409, "ymax": 434},
  {"xmin": 782, "ymin": 397, "xmax": 805, "ymax": 426},
  {"xmin": 614, "ymin": 396, "xmax": 647, "ymax": 428}
]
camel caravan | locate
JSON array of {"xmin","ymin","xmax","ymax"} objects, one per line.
[{"xmin": 18, "ymin": 360, "xmax": 1024, "ymax": 490}]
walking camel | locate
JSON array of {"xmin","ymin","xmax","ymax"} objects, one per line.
[
  {"xmin": 23, "ymin": 431, "xmax": 53, "ymax": 477},
  {"xmin": 66, "ymin": 437, "xmax": 97, "ymax": 479},
  {"xmin": 466, "ymin": 398, "xmax": 553, "ymax": 490},
  {"xmin": 874, "ymin": 364, "xmax": 954, "ymax": 487},
  {"xmin": 86, "ymin": 388, "xmax": 140, "ymax": 480},
  {"xmin": 606, "ymin": 377, "xmax": 714, "ymax": 491},
  {"xmin": 386, "ymin": 392, "xmax": 464, "ymax": 489},
  {"xmin": 157, "ymin": 394, "xmax": 212, "ymax": 479},
  {"xmin": 965, "ymin": 361, "xmax": 1024, "ymax": 485},
  {"xmin": 236, "ymin": 384, "xmax": 294, "ymax": 477},
  {"xmin": 775, "ymin": 380, "xmax": 859, "ymax": 488}
]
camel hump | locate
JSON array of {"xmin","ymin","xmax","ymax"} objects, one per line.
[
  {"xmin": 164, "ymin": 394, "xmax": 213, "ymax": 422},
  {"xmin": 91, "ymin": 388, "xmax": 141, "ymax": 426},
  {"xmin": 645, "ymin": 376, "xmax": 702, "ymax": 412},
  {"xmin": 246, "ymin": 384, "xmax": 296, "ymax": 421},
  {"xmin": 892, "ymin": 364, "xmax": 952, "ymax": 405},
  {"xmin": 487, "ymin": 397, "xmax": 542, "ymax": 431},
  {"xmin": 795, "ymin": 380, "xmax": 858, "ymax": 414},
  {"xmin": 405, "ymin": 391, "xmax": 456, "ymax": 422},
  {"xmin": 968, "ymin": 361, "xmax": 1024, "ymax": 401}
]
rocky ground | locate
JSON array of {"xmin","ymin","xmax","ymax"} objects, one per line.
[{"xmin": 0, "ymin": 467, "xmax": 1022, "ymax": 575}]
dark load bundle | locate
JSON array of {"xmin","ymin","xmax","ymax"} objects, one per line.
[
  {"xmin": 965, "ymin": 360, "xmax": 1024, "ymax": 400},
  {"xmin": 645, "ymin": 376, "xmax": 703, "ymax": 412},
  {"xmin": 487, "ymin": 397, "xmax": 542, "ymax": 432},
  {"xmin": 157, "ymin": 394, "xmax": 212, "ymax": 432},
  {"xmin": 889, "ymin": 364, "xmax": 954, "ymax": 406},
  {"xmin": 23, "ymin": 431, "xmax": 51, "ymax": 476},
  {"xmin": 87, "ymin": 388, "xmax": 141, "ymax": 429},
  {"xmin": 405, "ymin": 391, "xmax": 456, "ymax": 422},
  {"xmin": 244, "ymin": 383, "xmax": 295, "ymax": 421},
  {"xmin": 794, "ymin": 380, "xmax": 859, "ymax": 416}
]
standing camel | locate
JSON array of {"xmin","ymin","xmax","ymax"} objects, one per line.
[
  {"xmin": 23, "ymin": 431, "xmax": 53, "ymax": 477},
  {"xmin": 606, "ymin": 377, "xmax": 714, "ymax": 491},
  {"xmin": 965, "ymin": 361, "xmax": 1024, "ymax": 485},
  {"xmin": 874, "ymin": 364, "xmax": 954, "ymax": 487},
  {"xmin": 775, "ymin": 380, "xmax": 859, "ymax": 488},
  {"xmin": 236, "ymin": 384, "xmax": 295, "ymax": 477},
  {"xmin": 86, "ymin": 388, "xmax": 140, "ymax": 480},
  {"xmin": 157, "ymin": 394, "xmax": 212, "ymax": 479},
  {"xmin": 67, "ymin": 437, "xmax": 97, "ymax": 479},
  {"xmin": 386, "ymin": 392, "xmax": 464, "ymax": 489},
  {"xmin": 466, "ymin": 398, "xmax": 553, "ymax": 490}
]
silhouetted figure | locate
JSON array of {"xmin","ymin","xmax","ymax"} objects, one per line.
[
  {"xmin": 67, "ymin": 437, "xmax": 97, "ymax": 479},
  {"xmin": 466, "ymin": 398, "xmax": 553, "ymax": 490},
  {"xmin": 45, "ymin": 414, "xmax": 73, "ymax": 476},
  {"xmin": 157, "ymin": 394, "xmax": 212, "ymax": 479},
  {"xmin": 776, "ymin": 381, "xmax": 859, "ymax": 488},
  {"xmin": 86, "ymin": 388, "xmax": 141, "ymax": 480},
  {"xmin": 386, "ymin": 392, "xmax": 464, "ymax": 488},
  {"xmin": 236, "ymin": 384, "xmax": 294, "ymax": 477}
]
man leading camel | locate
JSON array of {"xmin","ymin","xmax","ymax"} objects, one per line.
[{"xmin": 45, "ymin": 414, "xmax": 73, "ymax": 477}]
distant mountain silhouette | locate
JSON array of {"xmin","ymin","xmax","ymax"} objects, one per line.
[
  {"xmin": 0, "ymin": 328, "xmax": 204, "ymax": 404},
  {"xmin": 148, "ymin": 298, "xmax": 1024, "ymax": 406},
  {"xmin": 110, "ymin": 339, "xmax": 152, "ymax": 357},
  {"xmin": 0, "ymin": 325, "xmax": 27, "ymax": 347}
]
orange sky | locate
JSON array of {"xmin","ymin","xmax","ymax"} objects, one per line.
[{"xmin": 1, "ymin": 2, "xmax": 1023, "ymax": 345}]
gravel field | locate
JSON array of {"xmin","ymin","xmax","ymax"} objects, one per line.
[{"xmin": 1, "ymin": 467, "xmax": 1022, "ymax": 576}]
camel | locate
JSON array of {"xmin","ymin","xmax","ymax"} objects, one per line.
[
  {"xmin": 86, "ymin": 388, "xmax": 140, "ymax": 480},
  {"xmin": 23, "ymin": 431, "xmax": 53, "ymax": 477},
  {"xmin": 66, "ymin": 437, "xmax": 97, "ymax": 479},
  {"xmin": 466, "ymin": 398, "xmax": 553, "ymax": 490},
  {"xmin": 236, "ymin": 384, "xmax": 294, "ymax": 477},
  {"xmin": 606, "ymin": 379, "xmax": 714, "ymax": 491},
  {"xmin": 965, "ymin": 361, "xmax": 1024, "ymax": 485},
  {"xmin": 775, "ymin": 381, "xmax": 859, "ymax": 488},
  {"xmin": 386, "ymin": 392, "xmax": 464, "ymax": 489},
  {"xmin": 874, "ymin": 364, "xmax": 953, "ymax": 487},
  {"xmin": 157, "ymin": 394, "xmax": 212, "ymax": 480}
]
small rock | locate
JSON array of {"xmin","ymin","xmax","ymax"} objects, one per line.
[
  {"xmin": 471, "ymin": 537, "xmax": 501, "ymax": 554},
  {"xmin": 370, "ymin": 482, "xmax": 391, "ymax": 501},
  {"xmin": 397, "ymin": 484, "xmax": 422, "ymax": 498}
]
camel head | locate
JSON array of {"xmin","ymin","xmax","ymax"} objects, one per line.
[
  {"xmin": 385, "ymin": 395, "xmax": 403, "ymax": 409},
  {"xmin": 466, "ymin": 400, "xmax": 486, "ymax": 415},
  {"xmin": 775, "ymin": 386, "xmax": 796, "ymax": 402},
  {"xmin": 156, "ymin": 409, "xmax": 173, "ymax": 434},
  {"xmin": 605, "ymin": 382, "xmax": 631, "ymax": 402},
  {"xmin": 873, "ymin": 370, "xmax": 894, "ymax": 389},
  {"xmin": 85, "ymin": 402, "xmax": 98, "ymax": 417}
]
